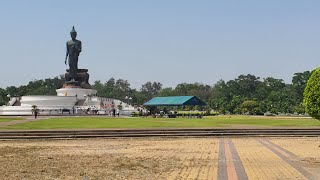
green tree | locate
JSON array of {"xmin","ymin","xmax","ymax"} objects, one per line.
[
  {"xmin": 227, "ymin": 95, "xmax": 243, "ymax": 114},
  {"xmin": 159, "ymin": 87, "xmax": 176, "ymax": 97},
  {"xmin": 93, "ymin": 80, "xmax": 105, "ymax": 97},
  {"xmin": 0, "ymin": 88, "xmax": 8, "ymax": 106},
  {"xmin": 93, "ymin": 78, "xmax": 134, "ymax": 102},
  {"xmin": 242, "ymin": 100, "xmax": 259, "ymax": 115},
  {"xmin": 209, "ymin": 80, "xmax": 230, "ymax": 114},
  {"xmin": 304, "ymin": 68, "xmax": 320, "ymax": 119},
  {"xmin": 233, "ymin": 74, "xmax": 261, "ymax": 99},
  {"xmin": 292, "ymin": 71, "xmax": 311, "ymax": 103},
  {"xmin": 140, "ymin": 81, "xmax": 162, "ymax": 101},
  {"xmin": 173, "ymin": 83, "xmax": 212, "ymax": 102}
]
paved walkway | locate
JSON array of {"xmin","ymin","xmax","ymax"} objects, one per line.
[{"xmin": 218, "ymin": 138, "xmax": 319, "ymax": 179}]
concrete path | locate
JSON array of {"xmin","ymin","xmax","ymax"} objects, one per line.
[{"xmin": 219, "ymin": 138, "xmax": 319, "ymax": 179}]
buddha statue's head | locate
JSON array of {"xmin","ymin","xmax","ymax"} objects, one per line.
[{"xmin": 70, "ymin": 26, "xmax": 77, "ymax": 39}]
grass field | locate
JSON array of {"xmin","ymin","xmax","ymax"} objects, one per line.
[
  {"xmin": 2, "ymin": 115, "xmax": 320, "ymax": 129},
  {"xmin": 0, "ymin": 117, "xmax": 23, "ymax": 123}
]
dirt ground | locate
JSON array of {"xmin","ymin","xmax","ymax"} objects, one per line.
[{"xmin": 0, "ymin": 137, "xmax": 319, "ymax": 180}]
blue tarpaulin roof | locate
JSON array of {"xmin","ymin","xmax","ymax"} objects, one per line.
[{"xmin": 143, "ymin": 96, "xmax": 206, "ymax": 106}]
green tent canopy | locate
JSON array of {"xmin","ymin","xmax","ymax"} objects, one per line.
[{"xmin": 143, "ymin": 96, "xmax": 206, "ymax": 106}]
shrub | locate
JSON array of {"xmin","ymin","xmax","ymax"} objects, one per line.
[
  {"xmin": 131, "ymin": 112, "xmax": 139, "ymax": 117},
  {"xmin": 176, "ymin": 110, "xmax": 218, "ymax": 117},
  {"xmin": 208, "ymin": 111, "xmax": 219, "ymax": 116},
  {"xmin": 303, "ymin": 68, "xmax": 320, "ymax": 120}
]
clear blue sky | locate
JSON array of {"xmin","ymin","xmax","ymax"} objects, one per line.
[{"xmin": 0, "ymin": 0, "xmax": 319, "ymax": 89}]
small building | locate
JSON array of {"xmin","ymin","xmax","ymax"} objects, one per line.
[
  {"xmin": 144, "ymin": 96, "xmax": 206, "ymax": 107},
  {"xmin": 143, "ymin": 96, "xmax": 206, "ymax": 117}
]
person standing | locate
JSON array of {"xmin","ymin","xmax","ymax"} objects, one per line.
[
  {"xmin": 34, "ymin": 110, "xmax": 38, "ymax": 119},
  {"xmin": 31, "ymin": 105, "xmax": 39, "ymax": 119},
  {"xmin": 116, "ymin": 108, "xmax": 120, "ymax": 116}
]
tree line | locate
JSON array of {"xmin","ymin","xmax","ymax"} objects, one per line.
[{"xmin": 0, "ymin": 71, "xmax": 311, "ymax": 115}]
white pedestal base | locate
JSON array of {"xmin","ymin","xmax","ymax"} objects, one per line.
[{"xmin": 56, "ymin": 88, "xmax": 97, "ymax": 100}]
